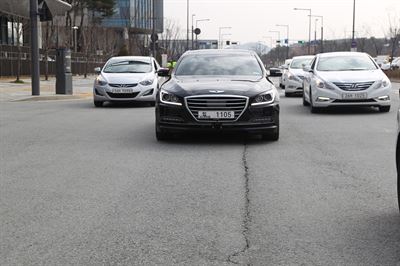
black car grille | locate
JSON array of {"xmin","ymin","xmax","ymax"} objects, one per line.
[
  {"xmin": 109, "ymin": 83, "xmax": 138, "ymax": 88},
  {"xmin": 333, "ymin": 81, "xmax": 374, "ymax": 91},
  {"xmin": 106, "ymin": 91, "xmax": 140, "ymax": 98},
  {"xmin": 185, "ymin": 96, "xmax": 248, "ymax": 121}
]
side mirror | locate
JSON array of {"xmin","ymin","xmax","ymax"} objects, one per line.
[
  {"xmin": 303, "ymin": 66, "xmax": 313, "ymax": 73},
  {"xmin": 157, "ymin": 68, "xmax": 171, "ymax": 77},
  {"xmin": 94, "ymin": 67, "xmax": 101, "ymax": 74}
]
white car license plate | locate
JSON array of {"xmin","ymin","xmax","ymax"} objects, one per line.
[
  {"xmin": 342, "ymin": 92, "xmax": 367, "ymax": 100},
  {"xmin": 198, "ymin": 111, "xmax": 235, "ymax": 120},
  {"xmin": 112, "ymin": 88, "xmax": 133, "ymax": 94}
]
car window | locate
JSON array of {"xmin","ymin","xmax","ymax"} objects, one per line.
[
  {"xmin": 316, "ymin": 56, "xmax": 378, "ymax": 71},
  {"xmin": 103, "ymin": 59, "xmax": 152, "ymax": 73},
  {"xmin": 175, "ymin": 54, "xmax": 263, "ymax": 76},
  {"xmin": 290, "ymin": 58, "xmax": 314, "ymax": 69}
]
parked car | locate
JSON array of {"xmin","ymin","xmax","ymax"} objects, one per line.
[
  {"xmin": 269, "ymin": 67, "xmax": 283, "ymax": 77},
  {"xmin": 397, "ymin": 92, "xmax": 400, "ymax": 212},
  {"xmin": 391, "ymin": 57, "xmax": 400, "ymax": 70},
  {"xmin": 279, "ymin": 59, "xmax": 292, "ymax": 88},
  {"xmin": 155, "ymin": 49, "xmax": 280, "ymax": 141},
  {"xmin": 303, "ymin": 52, "xmax": 391, "ymax": 113},
  {"xmin": 93, "ymin": 56, "xmax": 161, "ymax": 107},
  {"xmin": 284, "ymin": 55, "xmax": 315, "ymax": 97}
]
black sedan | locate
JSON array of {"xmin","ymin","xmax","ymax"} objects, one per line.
[{"xmin": 155, "ymin": 49, "xmax": 280, "ymax": 141}]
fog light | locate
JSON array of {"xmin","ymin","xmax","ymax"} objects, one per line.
[
  {"xmin": 142, "ymin": 89, "xmax": 154, "ymax": 96},
  {"xmin": 377, "ymin": 95, "xmax": 390, "ymax": 101},
  {"xmin": 317, "ymin": 97, "xmax": 331, "ymax": 102}
]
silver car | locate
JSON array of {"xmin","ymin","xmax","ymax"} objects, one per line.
[
  {"xmin": 93, "ymin": 56, "xmax": 161, "ymax": 107},
  {"xmin": 303, "ymin": 52, "xmax": 391, "ymax": 113},
  {"xmin": 284, "ymin": 56, "xmax": 314, "ymax": 96},
  {"xmin": 397, "ymin": 90, "xmax": 400, "ymax": 211}
]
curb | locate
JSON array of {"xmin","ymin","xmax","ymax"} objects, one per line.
[{"xmin": 12, "ymin": 93, "xmax": 92, "ymax": 102}]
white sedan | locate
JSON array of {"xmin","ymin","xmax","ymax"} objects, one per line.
[
  {"xmin": 93, "ymin": 56, "xmax": 161, "ymax": 107},
  {"xmin": 303, "ymin": 52, "xmax": 391, "ymax": 113}
]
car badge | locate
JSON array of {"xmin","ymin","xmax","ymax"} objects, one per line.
[
  {"xmin": 209, "ymin": 90, "xmax": 225, "ymax": 93},
  {"xmin": 351, "ymin": 84, "xmax": 358, "ymax": 90},
  {"xmin": 118, "ymin": 84, "xmax": 127, "ymax": 88}
]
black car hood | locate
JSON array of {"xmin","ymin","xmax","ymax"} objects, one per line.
[{"xmin": 162, "ymin": 76, "xmax": 274, "ymax": 97}]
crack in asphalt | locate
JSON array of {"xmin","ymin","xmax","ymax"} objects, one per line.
[{"xmin": 227, "ymin": 144, "xmax": 251, "ymax": 265}]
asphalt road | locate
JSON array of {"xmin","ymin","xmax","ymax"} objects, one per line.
[{"xmin": 1, "ymin": 79, "xmax": 399, "ymax": 265}]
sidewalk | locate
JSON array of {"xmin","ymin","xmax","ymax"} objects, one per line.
[{"xmin": 0, "ymin": 75, "xmax": 95, "ymax": 102}]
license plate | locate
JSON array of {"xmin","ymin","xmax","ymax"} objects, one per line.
[
  {"xmin": 342, "ymin": 92, "xmax": 367, "ymax": 100},
  {"xmin": 198, "ymin": 111, "xmax": 235, "ymax": 120},
  {"xmin": 112, "ymin": 88, "xmax": 133, "ymax": 94}
]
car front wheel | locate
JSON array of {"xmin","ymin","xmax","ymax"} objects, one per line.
[{"xmin": 94, "ymin": 100, "xmax": 103, "ymax": 107}]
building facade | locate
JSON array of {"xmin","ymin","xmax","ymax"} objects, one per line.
[{"xmin": 103, "ymin": 0, "xmax": 163, "ymax": 34}]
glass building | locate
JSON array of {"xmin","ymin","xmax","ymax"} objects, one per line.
[{"xmin": 103, "ymin": 0, "xmax": 163, "ymax": 34}]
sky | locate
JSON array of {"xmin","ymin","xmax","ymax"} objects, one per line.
[{"xmin": 164, "ymin": 0, "xmax": 400, "ymax": 46}]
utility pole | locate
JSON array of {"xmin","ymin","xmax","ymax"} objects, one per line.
[
  {"xmin": 30, "ymin": 0, "xmax": 40, "ymax": 95},
  {"xmin": 152, "ymin": 0, "xmax": 156, "ymax": 58}
]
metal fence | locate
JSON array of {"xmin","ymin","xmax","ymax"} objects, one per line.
[{"xmin": 0, "ymin": 45, "xmax": 107, "ymax": 77}]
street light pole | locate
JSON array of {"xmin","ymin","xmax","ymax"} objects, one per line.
[
  {"xmin": 269, "ymin": 30, "xmax": 280, "ymax": 46},
  {"xmin": 186, "ymin": 0, "xmax": 189, "ymax": 51},
  {"xmin": 218, "ymin": 27, "xmax": 231, "ymax": 49},
  {"xmin": 309, "ymin": 15, "xmax": 324, "ymax": 53},
  {"xmin": 191, "ymin": 14, "xmax": 195, "ymax": 49},
  {"xmin": 314, "ymin": 19, "xmax": 319, "ymax": 54},
  {"xmin": 30, "ymin": 0, "xmax": 40, "ymax": 95},
  {"xmin": 351, "ymin": 0, "xmax": 356, "ymax": 51},
  {"xmin": 294, "ymin": 7, "xmax": 312, "ymax": 55},
  {"xmin": 276, "ymin": 24, "xmax": 289, "ymax": 58}
]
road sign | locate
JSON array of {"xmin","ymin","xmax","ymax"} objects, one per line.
[
  {"xmin": 194, "ymin": 28, "xmax": 201, "ymax": 35},
  {"xmin": 351, "ymin": 40, "xmax": 357, "ymax": 48}
]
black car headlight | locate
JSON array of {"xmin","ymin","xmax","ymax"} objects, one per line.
[
  {"xmin": 251, "ymin": 90, "xmax": 278, "ymax": 106},
  {"xmin": 160, "ymin": 89, "xmax": 182, "ymax": 106}
]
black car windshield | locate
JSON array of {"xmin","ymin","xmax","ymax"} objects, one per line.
[
  {"xmin": 290, "ymin": 58, "xmax": 314, "ymax": 69},
  {"xmin": 103, "ymin": 59, "xmax": 152, "ymax": 73},
  {"xmin": 317, "ymin": 56, "xmax": 378, "ymax": 71},
  {"xmin": 175, "ymin": 54, "xmax": 263, "ymax": 77}
]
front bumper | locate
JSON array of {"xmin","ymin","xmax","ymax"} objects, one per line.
[
  {"xmin": 312, "ymin": 85, "xmax": 391, "ymax": 108},
  {"xmin": 93, "ymin": 85, "xmax": 156, "ymax": 102},
  {"xmin": 156, "ymin": 103, "xmax": 279, "ymax": 134},
  {"xmin": 285, "ymin": 79, "xmax": 304, "ymax": 93}
]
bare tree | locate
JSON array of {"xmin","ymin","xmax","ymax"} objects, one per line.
[
  {"xmin": 160, "ymin": 19, "xmax": 183, "ymax": 60},
  {"xmin": 385, "ymin": 14, "xmax": 400, "ymax": 61}
]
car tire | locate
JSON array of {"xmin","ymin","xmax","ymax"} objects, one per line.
[
  {"xmin": 262, "ymin": 118, "xmax": 279, "ymax": 141},
  {"xmin": 397, "ymin": 136, "xmax": 400, "ymax": 212},
  {"xmin": 94, "ymin": 100, "xmax": 103, "ymax": 107},
  {"xmin": 379, "ymin": 106, "xmax": 390, "ymax": 113},
  {"xmin": 303, "ymin": 93, "xmax": 309, "ymax": 106},
  {"xmin": 285, "ymin": 91, "xmax": 291, "ymax": 97},
  {"xmin": 309, "ymin": 90, "xmax": 320, "ymax": 113}
]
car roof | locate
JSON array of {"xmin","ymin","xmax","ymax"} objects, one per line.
[
  {"xmin": 291, "ymin": 55, "xmax": 315, "ymax": 60},
  {"xmin": 317, "ymin": 52, "xmax": 370, "ymax": 58},
  {"xmin": 108, "ymin": 56, "xmax": 153, "ymax": 61},
  {"xmin": 182, "ymin": 49, "xmax": 257, "ymax": 56}
]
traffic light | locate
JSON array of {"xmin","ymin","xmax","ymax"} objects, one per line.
[
  {"xmin": 226, "ymin": 41, "xmax": 231, "ymax": 46},
  {"xmin": 298, "ymin": 40, "xmax": 305, "ymax": 44}
]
